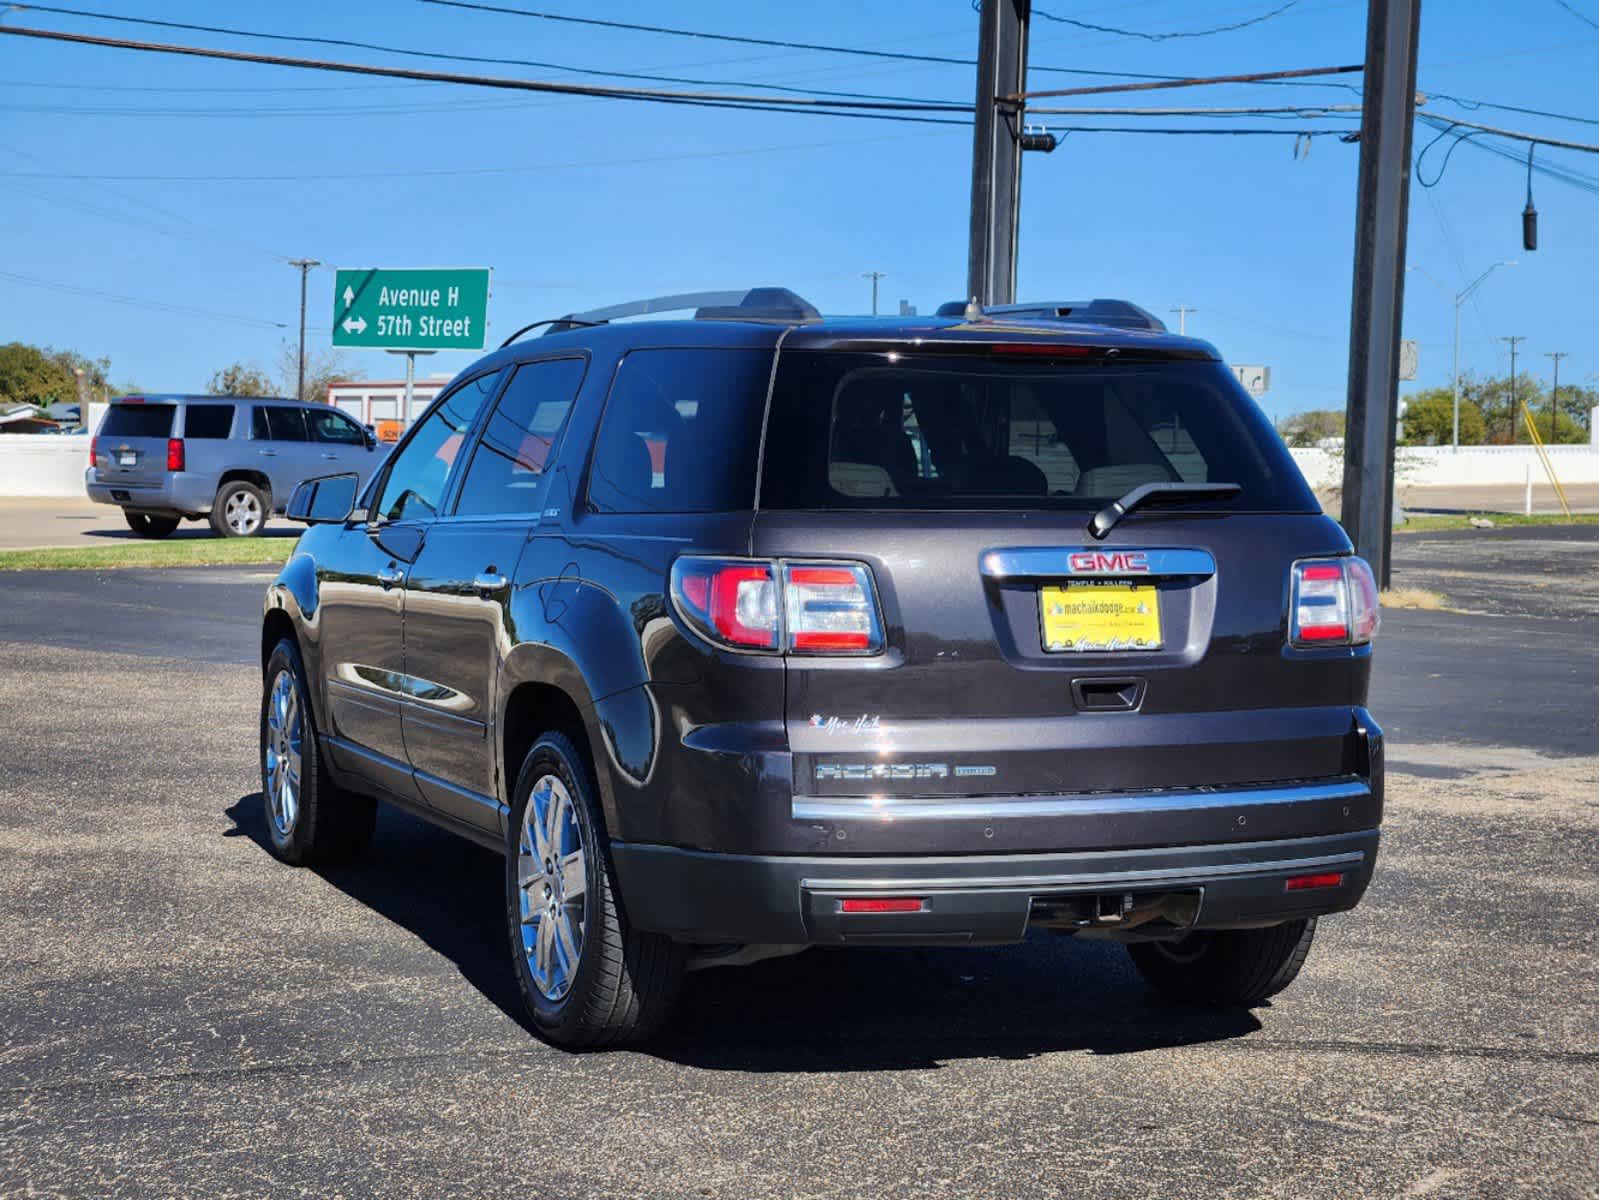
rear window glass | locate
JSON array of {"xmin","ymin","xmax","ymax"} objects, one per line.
[
  {"xmin": 183, "ymin": 404, "xmax": 234, "ymax": 439},
  {"xmin": 100, "ymin": 404, "xmax": 174, "ymax": 439},
  {"xmin": 760, "ymin": 352, "xmax": 1315, "ymax": 511},
  {"xmin": 586, "ymin": 347, "xmax": 772, "ymax": 514}
]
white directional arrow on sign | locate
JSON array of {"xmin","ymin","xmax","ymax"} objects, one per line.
[
  {"xmin": 342, "ymin": 316, "xmax": 367, "ymax": 335},
  {"xmin": 343, "ymin": 285, "xmax": 355, "ymax": 307}
]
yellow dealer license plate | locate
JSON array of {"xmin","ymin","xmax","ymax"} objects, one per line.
[{"xmin": 1040, "ymin": 581, "xmax": 1162, "ymax": 653}]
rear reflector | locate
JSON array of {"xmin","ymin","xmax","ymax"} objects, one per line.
[
  {"xmin": 838, "ymin": 897, "xmax": 925, "ymax": 914},
  {"xmin": 1284, "ymin": 872, "xmax": 1344, "ymax": 892},
  {"xmin": 1290, "ymin": 556, "xmax": 1379, "ymax": 647}
]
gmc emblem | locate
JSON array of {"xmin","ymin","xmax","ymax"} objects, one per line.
[{"xmin": 1068, "ymin": 550, "xmax": 1150, "ymax": 574}]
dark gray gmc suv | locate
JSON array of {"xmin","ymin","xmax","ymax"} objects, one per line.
[{"xmin": 259, "ymin": 288, "xmax": 1383, "ymax": 1048}]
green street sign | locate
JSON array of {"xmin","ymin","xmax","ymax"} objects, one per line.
[{"xmin": 332, "ymin": 267, "xmax": 491, "ymax": 351}]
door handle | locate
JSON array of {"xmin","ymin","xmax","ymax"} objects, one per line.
[
  {"xmin": 473, "ymin": 572, "xmax": 509, "ymax": 598},
  {"xmin": 377, "ymin": 565, "xmax": 404, "ymax": 589},
  {"xmin": 320, "ymin": 452, "xmax": 339, "ymax": 460},
  {"xmin": 259, "ymin": 449, "xmax": 278, "ymax": 457}
]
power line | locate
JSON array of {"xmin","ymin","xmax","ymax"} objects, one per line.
[
  {"xmin": 1014, "ymin": 63, "xmax": 1363, "ymax": 101},
  {"xmin": 1551, "ymin": 0, "xmax": 1599, "ymax": 31},
  {"xmin": 0, "ymin": 130, "xmax": 938, "ymax": 182},
  {"xmin": 7, "ymin": 3, "xmax": 963, "ymax": 108},
  {"xmin": 1030, "ymin": 0, "xmax": 1307, "ymax": 41},
  {"xmin": 1428, "ymin": 90, "xmax": 1599, "ymax": 131},
  {"xmin": 416, "ymin": 0, "xmax": 994, "ymax": 67},
  {"xmin": 1418, "ymin": 112, "xmax": 1599, "ymax": 155},
  {"xmin": 0, "ymin": 26, "xmax": 973, "ymax": 125},
  {"xmin": 0, "ymin": 269, "xmax": 287, "ymax": 329},
  {"xmin": 420, "ymin": 0, "xmax": 1364, "ymax": 91}
]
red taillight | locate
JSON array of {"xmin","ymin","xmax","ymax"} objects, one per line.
[
  {"xmin": 1284, "ymin": 872, "xmax": 1344, "ymax": 892},
  {"xmin": 839, "ymin": 897, "xmax": 924, "ymax": 914},
  {"xmin": 670, "ymin": 557, "xmax": 883, "ymax": 655},
  {"xmin": 1290, "ymin": 557, "xmax": 1379, "ymax": 647},
  {"xmin": 671, "ymin": 559, "xmax": 778, "ymax": 650},
  {"xmin": 166, "ymin": 437, "xmax": 185, "ymax": 472},
  {"xmin": 89, "ymin": 436, "xmax": 98, "ymax": 468}
]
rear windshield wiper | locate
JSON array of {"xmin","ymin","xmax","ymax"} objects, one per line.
[{"xmin": 1088, "ymin": 481, "xmax": 1243, "ymax": 540}]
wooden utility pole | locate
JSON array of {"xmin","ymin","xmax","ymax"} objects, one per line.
[
  {"xmin": 967, "ymin": 0, "xmax": 1030, "ymax": 307},
  {"xmin": 1341, "ymin": 0, "xmax": 1422, "ymax": 589}
]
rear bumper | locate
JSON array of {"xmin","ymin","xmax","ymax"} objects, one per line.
[
  {"xmin": 85, "ymin": 469, "xmax": 213, "ymax": 515},
  {"xmin": 611, "ymin": 827, "xmax": 1380, "ymax": 946}
]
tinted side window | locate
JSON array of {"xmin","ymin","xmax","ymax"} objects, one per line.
[
  {"xmin": 373, "ymin": 370, "xmax": 503, "ymax": 521},
  {"xmin": 586, "ymin": 348, "xmax": 772, "ymax": 514},
  {"xmin": 100, "ymin": 404, "xmax": 174, "ymax": 438},
  {"xmin": 183, "ymin": 404, "xmax": 234, "ymax": 439},
  {"xmin": 454, "ymin": 358, "xmax": 586, "ymax": 517},
  {"xmin": 305, "ymin": 407, "xmax": 364, "ymax": 444},
  {"xmin": 252, "ymin": 406, "xmax": 308, "ymax": 442}
]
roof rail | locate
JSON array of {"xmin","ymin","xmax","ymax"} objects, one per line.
[
  {"xmin": 515, "ymin": 287, "xmax": 819, "ymax": 341},
  {"xmin": 934, "ymin": 298, "xmax": 1168, "ymax": 333}
]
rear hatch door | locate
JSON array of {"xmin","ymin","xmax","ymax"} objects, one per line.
[
  {"xmin": 754, "ymin": 343, "xmax": 1368, "ymax": 810},
  {"xmin": 97, "ymin": 401, "xmax": 176, "ymax": 485}
]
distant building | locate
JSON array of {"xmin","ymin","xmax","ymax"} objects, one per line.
[{"xmin": 326, "ymin": 378, "xmax": 447, "ymax": 443}]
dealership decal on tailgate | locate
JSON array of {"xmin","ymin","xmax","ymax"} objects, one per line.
[{"xmin": 1041, "ymin": 580, "xmax": 1162, "ymax": 652}]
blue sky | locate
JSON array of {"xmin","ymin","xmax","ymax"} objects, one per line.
[{"xmin": 2, "ymin": 0, "xmax": 1596, "ymax": 419}]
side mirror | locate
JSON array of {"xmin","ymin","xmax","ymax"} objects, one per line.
[
  {"xmin": 288, "ymin": 472, "xmax": 360, "ymax": 525},
  {"xmin": 364, "ymin": 424, "xmax": 377, "ymax": 449}
]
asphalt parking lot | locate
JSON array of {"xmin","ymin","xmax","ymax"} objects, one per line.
[{"xmin": 1, "ymin": 530, "xmax": 1594, "ymax": 1198}]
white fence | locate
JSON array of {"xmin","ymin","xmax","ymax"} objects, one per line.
[
  {"xmin": 1289, "ymin": 444, "xmax": 1599, "ymax": 491},
  {"xmin": 3, "ymin": 426, "xmax": 1599, "ymax": 500},
  {"xmin": 0, "ymin": 433, "xmax": 90, "ymax": 498}
]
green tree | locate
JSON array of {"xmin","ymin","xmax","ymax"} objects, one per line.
[
  {"xmin": 1543, "ymin": 383, "xmax": 1595, "ymax": 444},
  {"xmin": 1456, "ymin": 373, "xmax": 1548, "ymax": 444},
  {"xmin": 0, "ymin": 342, "xmax": 78, "ymax": 407},
  {"xmin": 46, "ymin": 348, "xmax": 113, "ymax": 397},
  {"xmin": 1279, "ymin": 408, "xmax": 1344, "ymax": 448},
  {"xmin": 1401, "ymin": 387, "xmax": 1486, "ymax": 446},
  {"xmin": 207, "ymin": 362, "xmax": 275, "ymax": 397}
]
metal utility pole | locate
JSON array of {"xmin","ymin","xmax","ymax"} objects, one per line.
[
  {"xmin": 1501, "ymin": 335, "xmax": 1525, "ymax": 440},
  {"xmin": 1408, "ymin": 261, "xmax": 1514, "ymax": 450},
  {"xmin": 967, "ymin": 0, "xmax": 1030, "ymax": 307},
  {"xmin": 1170, "ymin": 305, "xmax": 1198, "ymax": 335},
  {"xmin": 288, "ymin": 258, "xmax": 321, "ymax": 401},
  {"xmin": 1341, "ymin": 0, "xmax": 1422, "ymax": 590},
  {"xmin": 1545, "ymin": 351, "xmax": 1568, "ymax": 440},
  {"xmin": 862, "ymin": 271, "xmax": 887, "ymax": 316}
]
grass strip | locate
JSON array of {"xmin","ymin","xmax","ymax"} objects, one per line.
[{"xmin": 0, "ymin": 538, "xmax": 297, "ymax": 572}]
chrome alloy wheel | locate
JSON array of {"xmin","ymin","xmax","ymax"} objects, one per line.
[
  {"xmin": 517, "ymin": 774, "xmax": 588, "ymax": 1001},
  {"xmin": 264, "ymin": 669, "xmax": 303, "ymax": 836},
  {"xmin": 225, "ymin": 488, "xmax": 263, "ymax": 535}
]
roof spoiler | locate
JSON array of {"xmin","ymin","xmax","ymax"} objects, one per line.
[{"xmin": 934, "ymin": 298, "xmax": 1168, "ymax": 333}]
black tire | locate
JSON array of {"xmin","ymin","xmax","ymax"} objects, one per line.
[
  {"xmin": 260, "ymin": 637, "xmax": 376, "ymax": 866},
  {"xmin": 211, "ymin": 479, "xmax": 268, "ymax": 538},
  {"xmin": 124, "ymin": 511, "xmax": 179, "ymax": 539},
  {"xmin": 505, "ymin": 731, "xmax": 683, "ymax": 1048},
  {"xmin": 1127, "ymin": 919, "xmax": 1317, "ymax": 1007}
]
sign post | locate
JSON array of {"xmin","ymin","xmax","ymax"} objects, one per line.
[
  {"xmin": 332, "ymin": 268, "xmax": 491, "ymax": 353},
  {"xmin": 387, "ymin": 349, "xmax": 437, "ymax": 425}
]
